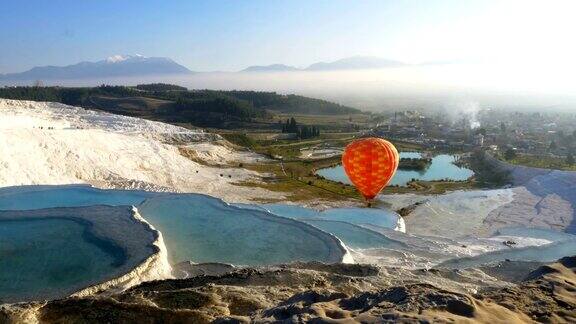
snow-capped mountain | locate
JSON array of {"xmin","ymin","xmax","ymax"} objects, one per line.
[{"xmin": 0, "ymin": 55, "xmax": 192, "ymax": 81}]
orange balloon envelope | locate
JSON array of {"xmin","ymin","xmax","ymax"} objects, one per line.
[{"xmin": 342, "ymin": 137, "xmax": 399, "ymax": 200}]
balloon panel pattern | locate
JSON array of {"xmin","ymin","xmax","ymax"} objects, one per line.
[{"xmin": 342, "ymin": 138, "xmax": 399, "ymax": 199}]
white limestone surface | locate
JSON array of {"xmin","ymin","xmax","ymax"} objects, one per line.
[{"xmin": 0, "ymin": 99, "xmax": 280, "ymax": 203}]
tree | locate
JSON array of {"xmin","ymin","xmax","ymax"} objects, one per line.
[
  {"xmin": 294, "ymin": 125, "xmax": 320, "ymax": 139},
  {"xmin": 566, "ymin": 153, "xmax": 574, "ymax": 165},
  {"xmin": 504, "ymin": 148, "xmax": 516, "ymax": 160},
  {"xmin": 283, "ymin": 117, "xmax": 298, "ymax": 133}
]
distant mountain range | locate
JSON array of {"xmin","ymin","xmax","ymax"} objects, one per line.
[
  {"xmin": 0, "ymin": 55, "xmax": 409, "ymax": 81},
  {"xmin": 306, "ymin": 56, "xmax": 406, "ymax": 71},
  {"xmin": 241, "ymin": 64, "xmax": 300, "ymax": 73},
  {"xmin": 241, "ymin": 56, "xmax": 406, "ymax": 72},
  {"xmin": 0, "ymin": 55, "xmax": 192, "ymax": 81}
]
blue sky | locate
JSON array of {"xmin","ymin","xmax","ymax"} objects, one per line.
[{"xmin": 1, "ymin": 0, "xmax": 574, "ymax": 73}]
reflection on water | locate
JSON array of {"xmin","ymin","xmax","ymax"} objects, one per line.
[{"xmin": 317, "ymin": 152, "xmax": 474, "ymax": 186}]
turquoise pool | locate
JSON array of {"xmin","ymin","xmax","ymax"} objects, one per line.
[
  {"xmin": 303, "ymin": 220, "xmax": 407, "ymax": 250},
  {"xmin": 436, "ymin": 227, "xmax": 576, "ymax": 269},
  {"xmin": 0, "ymin": 185, "xmax": 347, "ymax": 266},
  {"xmin": 137, "ymin": 195, "xmax": 343, "ymax": 265},
  {"xmin": 234, "ymin": 203, "xmax": 406, "ymax": 249},
  {"xmin": 261, "ymin": 204, "xmax": 402, "ymax": 229},
  {"xmin": 0, "ymin": 185, "xmax": 151, "ymax": 210},
  {"xmin": 317, "ymin": 152, "xmax": 474, "ymax": 186},
  {"xmin": 0, "ymin": 185, "xmax": 354, "ymax": 302},
  {"xmin": 2, "ymin": 184, "xmax": 575, "ymax": 303},
  {"xmin": 0, "ymin": 217, "xmax": 123, "ymax": 302}
]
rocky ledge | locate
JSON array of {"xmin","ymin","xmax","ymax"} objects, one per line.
[{"xmin": 2, "ymin": 257, "xmax": 574, "ymax": 323}]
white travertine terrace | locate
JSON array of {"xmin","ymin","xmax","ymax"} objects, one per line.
[{"xmin": 0, "ymin": 99, "xmax": 281, "ymax": 203}]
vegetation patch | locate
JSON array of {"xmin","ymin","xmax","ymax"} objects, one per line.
[
  {"xmin": 229, "ymin": 135, "xmax": 490, "ymax": 203},
  {"xmin": 503, "ymin": 153, "xmax": 576, "ymax": 171},
  {"xmin": 178, "ymin": 147, "xmax": 215, "ymax": 166}
]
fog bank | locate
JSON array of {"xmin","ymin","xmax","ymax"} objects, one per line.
[{"xmin": 3, "ymin": 63, "xmax": 575, "ymax": 112}]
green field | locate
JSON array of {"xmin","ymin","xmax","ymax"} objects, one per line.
[
  {"xmin": 224, "ymin": 133, "xmax": 497, "ymax": 203},
  {"xmin": 273, "ymin": 113, "xmax": 371, "ymax": 128},
  {"xmin": 505, "ymin": 154, "xmax": 576, "ymax": 171}
]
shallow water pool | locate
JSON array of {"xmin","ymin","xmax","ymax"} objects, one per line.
[
  {"xmin": 0, "ymin": 185, "xmax": 151, "ymax": 210},
  {"xmin": 304, "ymin": 220, "xmax": 407, "ymax": 250},
  {"xmin": 0, "ymin": 217, "xmax": 122, "ymax": 303},
  {"xmin": 234, "ymin": 203, "xmax": 405, "ymax": 249},
  {"xmin": 437, "ymin": 238, "xmax": 576, "ymax": 269},
  {"xmin": 0, "ymin": 185, "xmax": 345, "ymax": 267},
  {"xmin": 138, "ymin": 195, "xmax": 343, "ymax": 265},
  {"xmin": 437, "ymin": 227, "xmax": 576, "ymax": 269},
  {"xmin": 261, "ymin": 204, "xmax": 403, "ymax": 230},
  {"xmin": 317, "ymin": 153, "xmax": 474, "ymax": 186}
]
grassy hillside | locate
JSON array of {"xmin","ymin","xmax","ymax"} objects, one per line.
[{"xmin": 0, "ymin": 85, "xmax": 363, "ymax": 129}]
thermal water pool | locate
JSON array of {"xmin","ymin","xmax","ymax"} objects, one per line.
[
  {"xmin": 136, "ymin": 195, "xmax": 345, "ymax": 265},
  {"xmin": 303, "ymin": 220, "xmax": 407, "ymax": 250},
  {"xmin": 0, "ymin": 185, "xmax": 151, "ymax": 210},
  {"xmin": 239, "ymin": 203, "xmax": 576, "ymax": 270},
  {"xmin": 5, "ymin": 184, "xmax": 571, "ymax": 303},
  {"xmin": 436, "ymin": 227, "xmax": 576, "ymax": 269},
  {"xmin": 234, "ymin": 203, "xmax": 406, "ymax": 250},
  {"xmin": 317, "ymin": 152, "xmax": 474, "ymax": 186},
  {"xmin": 0, "ymin": 185, "xmax": 347, "ymax": 266},
  {"xmin": 255, "ymin": 204, "xmax": 404, "ymax": 230},
  {"xmin": 0, "ymin": 185, "xmax": 351, "ymax": 302},
  {"xmin": 0, "ymin": 217, "xmax": 122, "ymax": 303}
]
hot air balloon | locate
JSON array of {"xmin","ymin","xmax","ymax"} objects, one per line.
[{"xmin": 342, "ymin": 137, "xmax": 399, "ymax": 201}]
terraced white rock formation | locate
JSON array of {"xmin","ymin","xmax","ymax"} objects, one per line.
[{"xmin": 0, "ymin": 99, "xmax": 279, "ymax": 202}]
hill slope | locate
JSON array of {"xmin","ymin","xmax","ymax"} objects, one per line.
[{"xmin": 0, "ymin": 86, "xmax": 362, "ymax": 128}]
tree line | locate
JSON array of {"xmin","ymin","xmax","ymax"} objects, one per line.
[
  {"xmin": 0, "ymin": 84, "xmax": 363, "ymax": 128},
  {"xmin": 135, "ymin": 83, "xmax": 187, "ymax": 91},
  {"xmin": 281, "ymin": 117, "xmax": 320, "ymax": 139}
]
